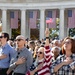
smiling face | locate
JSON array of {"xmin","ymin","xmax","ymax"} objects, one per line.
[{"xmin": 37, "ymin": 47, "xmax": 44, "ymax": 60}]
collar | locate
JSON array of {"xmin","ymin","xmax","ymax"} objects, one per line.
[
  {"xmin": 17, "ymin": 47, "xmax": 26, "ymax": 52},
  {"xmin": 38, "ymin": 58, "xmax": 44, "ymax": 63},
  {"xmin": 65, "ymin": 54, "xmax": 73, "ymax": 59},
  {"xmin": 2, "ymin": 43, "xmax": 8, "ymax": 49}
]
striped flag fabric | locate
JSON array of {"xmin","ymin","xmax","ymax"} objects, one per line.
[
  {"xmin": 26, "ymin": 70, "xmax": 30, "ymax": 75},
  {"xmin": 46, "ymin": 17, "xmax": 53, "ymax": 24},
  {"xmin": 68, "ymin": 9, "xmax": 75, "ymax": 28},
  {"xmin": 46, "ymin": 10, "xmax": 56, "ymax": 28},
  {"xmin": 10, "ymin": 11, "xmax": 18, "ymax": 29},
  {"xmin": 29, "ymin": 11, "xmax": 37, "ymax": 29},
  {"xmin": 46, "ymin": 11, "xmax": 52, "ymax": 28}
]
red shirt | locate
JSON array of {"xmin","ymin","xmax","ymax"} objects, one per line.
[{"xmin": 37, "ymin": 46, "xmax": 53, "ymax": 75}]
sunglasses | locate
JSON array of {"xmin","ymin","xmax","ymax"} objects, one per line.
[
  {"xmin": 16, "ymin": 52, "xmax": 20, "ymax": 58},
  {"xmin": 36, "ymin": 52, "xmax": 43, "ymax": 54},
  {"xmin": 15, "ymin": 39, "xmax": 23, "ymax": 41},
  {"xmin": 0, "ymin": 36, "xmax": 5, "ymax": 38}
]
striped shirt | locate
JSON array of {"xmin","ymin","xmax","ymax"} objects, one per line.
[
  {"xmin": 37, "ymin": 46, "xmax": 53, "ymax": 75},
  {"xmin": 26, "ymin": 46, "xmax": 53, "ymax": 75}
]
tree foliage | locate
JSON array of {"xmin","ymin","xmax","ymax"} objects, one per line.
[{"xmin": 69, "ymin": 28, "xmax": 75, "ymax": 37}]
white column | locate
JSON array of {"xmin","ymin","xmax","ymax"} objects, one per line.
[
  {"xmin": 21, "ymin": 9, "xmax": 27, "ymax": 38},
  {"xmin": 27, "ymin": 23, "xmax": 30, "ymax": 40},
  {"xmin": 26, "ymin": 11, "xmax": 30, "ymax": 39},
  {"xmin": 40, "ymin": 9, "xmax": 45, "ymax": 40},
  {"xmin": 2, "ymin": 9, "xmax": 7, "ymax": 32},
  {"xmin": 59, "ymin": 8, "xmax": 65, "ymax": 39},
  {"xmin": 7, "ymin": 11, "xmax": 11, "ymax": 38},
  {"xmin": 64, "ymin": 10, "xmax": 68, "ymax": 37}
]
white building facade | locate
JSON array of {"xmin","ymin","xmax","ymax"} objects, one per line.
[{"xmin": 0, "ymin": 0, "xmax": 75, "ymax": 39}]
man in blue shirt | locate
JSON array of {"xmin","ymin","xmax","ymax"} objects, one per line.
[{"xmin": 0, "ymin": 32, "xmax": 15, "ymax": 75}]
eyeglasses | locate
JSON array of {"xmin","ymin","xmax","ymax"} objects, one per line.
[
  {"xmin": 36, "ymin": 51, "xmax": 43, "ymax": 54},
  {"xmin": 16, "ymin": 52, "xmax": 20, "ymax": 58},
  {"xmin": 15, "ymin": 39, "xmax": 23, "ymax": 41},
  {"xmin": 0, "ymin": 36, "xmax": 4, "ymax": 38},
  {"xmin": 51, "ymin": 42, "xmax": 54, "ymax": 44}
]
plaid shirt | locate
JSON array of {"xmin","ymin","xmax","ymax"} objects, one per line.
[{"xmin": 50, "ymin": 54, "xmax": 75, "ymax": 75}]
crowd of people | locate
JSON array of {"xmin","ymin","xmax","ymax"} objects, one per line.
[{"xmin": 0, "ymin": 28, "xmax": 75, "ymax": 75}]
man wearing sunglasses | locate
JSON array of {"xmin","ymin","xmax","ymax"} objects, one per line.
[
  {"xmin": 0, "ymin": 32, "xmax": 15, "ymax": 75},
  {"xmin": 7, "ymin": 35, "xmax": 33, "ymax": 75}
]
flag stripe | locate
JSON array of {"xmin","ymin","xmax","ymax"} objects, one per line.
[{"xmin": 46, "ymin": 18, "xmax": 53, "ymax": 24}]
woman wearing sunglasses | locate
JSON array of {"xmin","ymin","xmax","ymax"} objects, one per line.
[
  {"xmin": 26, "ymin": 28, "xmax": 53, "ymax": 75},
  {"xmin": 50, "ymin": 37, "xmax": 75, "ymax": 75}
]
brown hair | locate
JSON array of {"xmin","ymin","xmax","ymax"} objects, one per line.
[{"xmin": 62, "ymin": 37, "xmax": 75, "ymax": 54}]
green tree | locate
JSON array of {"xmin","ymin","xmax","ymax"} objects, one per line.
[{"xmin": 69, "ymin": 28, "xmax": 75, "ymax": 37}]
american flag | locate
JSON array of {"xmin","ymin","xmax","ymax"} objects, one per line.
[
  {"xmin": 46, "ymin": 17, "xmax": 53, "ymax": 24},
  {"xmin": 68, "ymin": 9, "xmax": 75, "ymax": 28},
  {"xmin": 48, "ymin": 10, "xmax": 56, "ymax": 28},
  {"xmin": 10, "ymin": 11, "xmax": 18, "ymax": 29},
  {"xmin": 29, "ymin": 11, "xmax": 37, "ymax": 29}
]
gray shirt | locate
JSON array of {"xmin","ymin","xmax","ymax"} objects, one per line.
[{"xmin": 9, "ymin": 47, "xmax": 33, "ymax": 74}]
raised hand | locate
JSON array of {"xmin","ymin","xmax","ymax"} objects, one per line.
[{"xmin": 45, "ymin": 28, "xmax": 50, "ymax": 37}]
